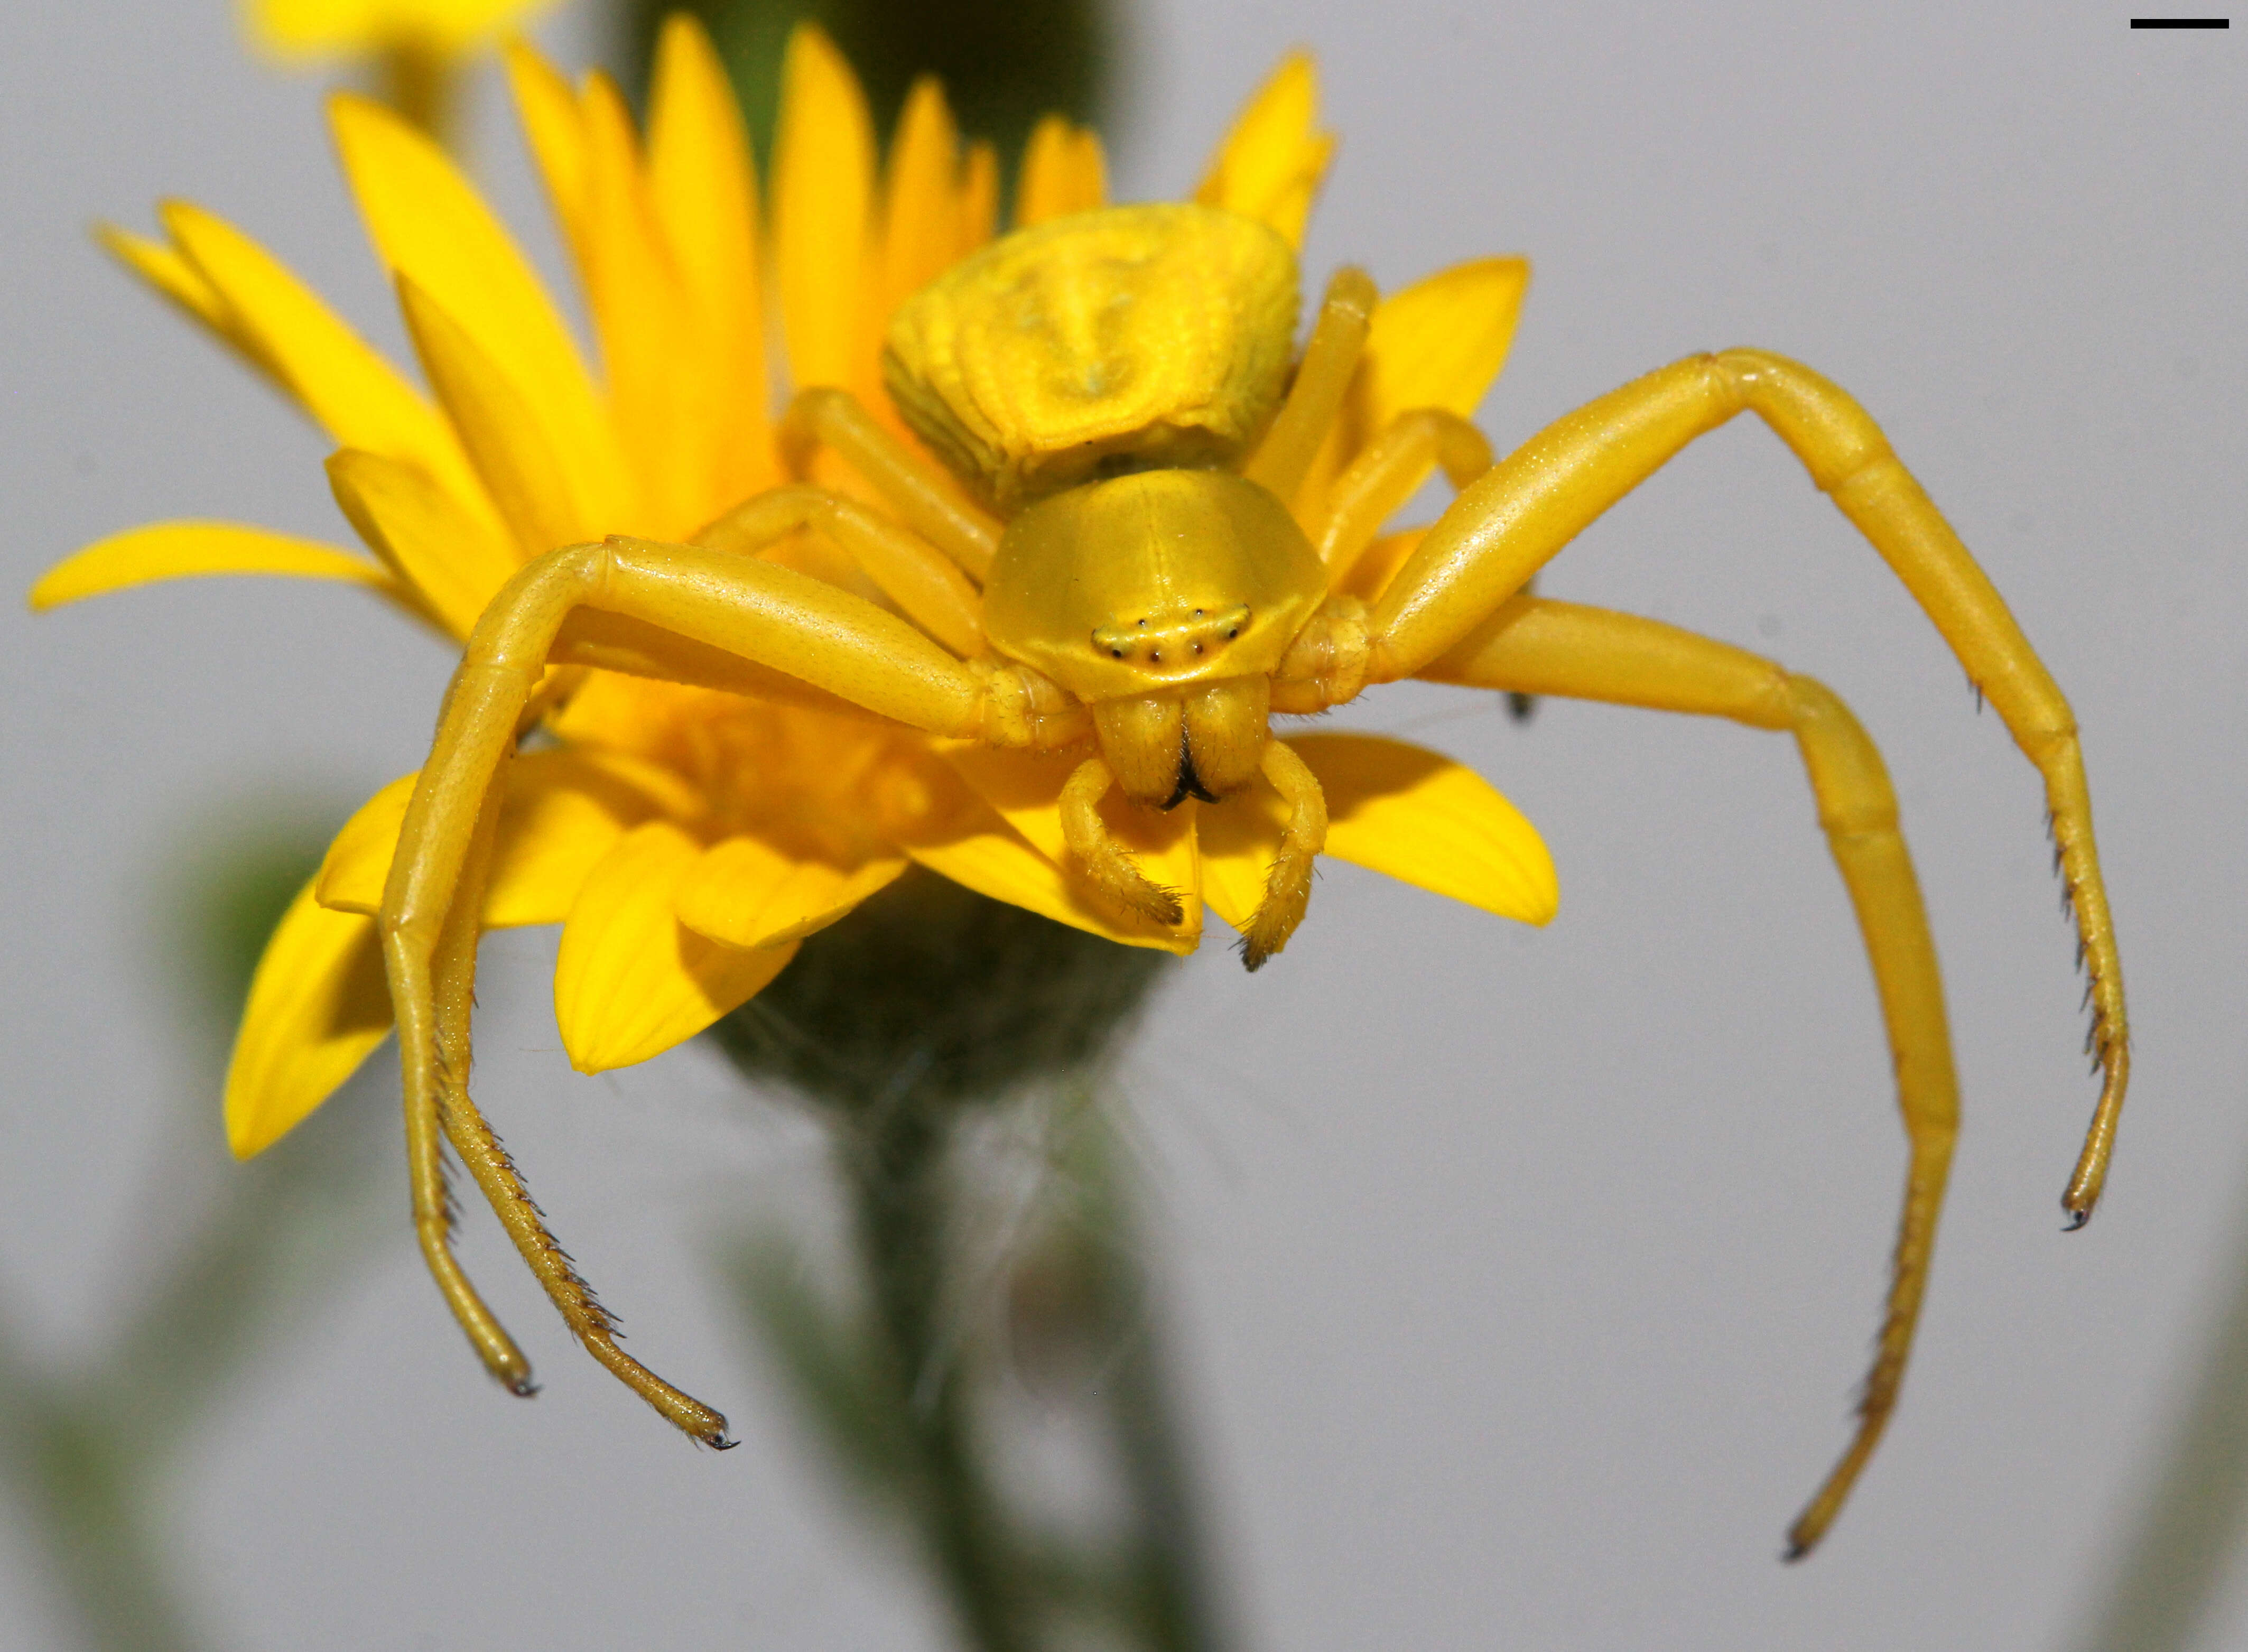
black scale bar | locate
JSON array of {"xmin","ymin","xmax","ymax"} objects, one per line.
[{"xmin": 2130, "ymin": 16, "xmax": 2230, "ymax": 25}]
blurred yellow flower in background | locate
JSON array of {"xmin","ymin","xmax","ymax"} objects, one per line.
[
  {"xmin": 244, "ymin": 0, "xmax": 559, "ymax": 138},
  {"xmin": 35, "ymin": 18, "xmax": 1550, "ymax": 1164},
  {"xmin": 246, "ymin": 0, "xmax": 556, "ymax": 61}
]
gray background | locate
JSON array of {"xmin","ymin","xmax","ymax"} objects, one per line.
[{"xmin": 4, "ymin": 0, "xmax": 2244, "ymax": 1647}]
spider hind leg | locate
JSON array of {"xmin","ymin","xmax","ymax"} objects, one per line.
[
  {"xmin": 382, "ymin": 528, "xmax": 1000, "ymax": 1437},
  {"xmin": 1424, "ymin": 596, "xmax": 1957, "ymax": 1557}
]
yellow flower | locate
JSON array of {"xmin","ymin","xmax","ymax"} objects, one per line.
[
  {"xmin": 34, "ymin": 21, "xmax": 1554, "ymax": 1160},
  {"xmin": 245, "ymin": 0, "xmax": 555, "ymax": 62}
]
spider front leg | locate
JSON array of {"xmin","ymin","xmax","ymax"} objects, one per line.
[
  {"xmin": 382, "ymin": 530, "xmax": 1028, "ymax": 1437},
  {"xmin": 1423, "ymin": 594, "xmax": 1956, "ymax": 1556},
  {"xmin": 412, "ymin": 778, "xmax": 732, "ymax": 1437},
  {"xmin": 1365, "ymin": 348, "xmax": 2127, "ymax": 1223}
]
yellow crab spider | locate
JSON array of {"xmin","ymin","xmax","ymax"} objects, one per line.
[{"xmin": 382, "ymin": 202, "xmax": 2128, "ymax": 1557}]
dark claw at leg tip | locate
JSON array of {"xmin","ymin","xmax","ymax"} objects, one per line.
[
  {"xmin": 1780, "ymin": 1542, "xmax": 1810, "ymax": 1565},
  {"xmin": 709, "ymin": 1432, "xmax": 738, "ymax": 1451},
  {"xmin": 509, "ymin": 1378, "xmax": 541, "ymax": 1397},
  {"xmin": 2062, "ymin": 1208, "xmax": 2092, "ymax": 1232}
]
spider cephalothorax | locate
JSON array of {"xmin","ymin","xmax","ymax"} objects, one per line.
[
  {"xmin": 986, "ymin": 469, "xmax": 1322, "ymax": 810},
  {"xmin": 371, "ymin": 190, "xmax": 2127, "ymax": 1561}
]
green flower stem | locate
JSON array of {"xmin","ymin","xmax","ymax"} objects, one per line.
[
  {"xmin": 2074, "ymin": 1189, "xmax": 2248, "ymax": 1652},
  {"xmin": 0, "ymin": 1108, "xmax": 386, "ymax": 1652},
  {"xmin": 840, "ymin": 1084, "xmax": 1036, "ymax": 1652},
  {"xmin": 711, "ymin": 871, "xmax": 1227, "ymax": 1652},
  {"xmin": 10, "ymin": 1390, "xmax": 206, "ymax": 1652},
  {"xmin": 1070, "ymin": 1121, "xmax": 1225, "ymax": 1652}
]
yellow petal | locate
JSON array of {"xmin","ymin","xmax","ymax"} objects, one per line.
[
  {"xmin": 1337, "ymin": 525, "xmax": 1427, "ymax": 604},
  {"xmin": 316, "ymin": 751, "xmax": 676, "ymax": 924},
  {"xmin": 505, "ymin": 40, "xmax": 590, "ymax": 270},
  {"xmin": 98, "ymin": 220, "xmax": 230, "ymax": 332},
  {"xmin": 95, "ymin": 221, "xmax": 286, "ymax": 396},
  {"xmin": 934, "ymin": 745, "xmax": 1081, "ymax": 863},
  {"xmin": 871, "ymin": 743, "xmax": 1195, "ymax": 953},
  {"xmin": 1300, "ymin": 261, "xmax": 1530, "ymax": 519},
  {"xmin": 900, "ymin": 805, "xmax": 1197, "ymax": 955},
  {"xmin": 31, "ymin": 522, "xmax": 403, "ymax": 612},
  {"xmin": 396, "ymin": 275, "xmax": 589, "ymax": 558},
  {"xmin": 1296, "ymin": 732, "xmax": 1557, "ymax": 924},
  {"xmin": 329, "ymin": 92, "xmax": 632, "ymax": 526},
  {"xmin": 1193, "ymin": 793, "xmax": 1283, "ymax": 934},
  {"xmin": 675, "ymin": 837, "xmax": 907, "ymax": 949},
  {"xmin": 959, "ymin": 140, "xmax": 999, "ymax": 258},
  {"xmin": 645, "ymin": 14, "xmax": 772, "ymax": 509},
  {"xmin": 1015, "ymin": 116, "xmax": 1108, "ymax": 229},
  {"xmin": 772, "ymin": 24, "xmax": 875, "ymax": 395},
  {"xmin": 482, "ymin": 754, "xmax": 690, "ymax": 925},
  {"xmin": 579, "ymin": 71, "xmax": 707, "ymax": 537},
  {"xmin": 314, "ymin": 772, "xmax": 420, "ymax": 916},
  {"xmin": 879, "ymin": 77, "xmax": 964, "ymax": 320},
  {"xmin": 906, "ymin": 831, "xmax": 1193, "ymax": 953},
  {"xmin": 554, "ymin": 821, "xmax": 797, "ymax": 1072},
  {"xmin": 224, "ymin": 878, "xmax": 392, "ymax": 1159},
  {"xmin": 326, "ymin": 448, "xmax": 522, "ymax": 638},
  {"xmin": 1193, "ymin": 51, "xmax": 1334, "ymax": 249},
  {"xmin": 938, "ymin": 745, "xmax": 1203, "ymax": 948},
  {"xmin": 1362, "ymin": 257, "xmax": 1531, "ymax": 428},
  {"xmin": 160, "ymin": 199, "xmax": 494, "ymax": 521}
]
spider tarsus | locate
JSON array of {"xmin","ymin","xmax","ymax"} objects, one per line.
[
  {"xmin": 1238, "ymin": 906, "xmax": 1300, "ymax": 971},
  {"xmin": 1102, "ymin": 871, "xmax": 1183, "ymax": 928}
]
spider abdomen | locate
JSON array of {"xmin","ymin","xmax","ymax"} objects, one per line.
[{"xmin": 883, "ymin": 203, "xmax": 1299, "ymax": 513}]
